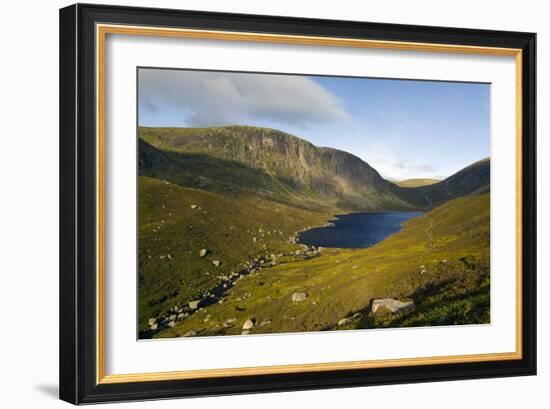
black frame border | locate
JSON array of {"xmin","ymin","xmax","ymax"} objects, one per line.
[{"xmin": 59, "ymin": 3, "xmax": 536, "ymax": 404}]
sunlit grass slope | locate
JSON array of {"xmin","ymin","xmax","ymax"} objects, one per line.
[
  {"xmin": 157, "ymin": 193, "xmax": 490, "ymax": 338},
  {"xmin": 138, "ymin": 176, "xmax": 331, "ymax": 333},
  {"xmin": 392, "ymin": 178, "xmax": 441, "ymax": 188}
]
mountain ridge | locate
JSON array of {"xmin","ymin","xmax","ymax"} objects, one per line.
[{"xmin": 139, "ymin": 125, "xmax": 489, "ymax": 211}]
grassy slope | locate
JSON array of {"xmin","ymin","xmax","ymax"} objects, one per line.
[
  {"xmin": 392, "ymin": 178, "xmax": 441, "ymax": 188},
  {"xmin": 138, "ymin": 176, "xmax": 331, "ymax": 332},
  {"xmin": 140, "ymin": 127, "xmax": 421, "ymax": 211},
  {"xmin": 157, "ymin": 193, "xmax": 490, "ymax": 338}
]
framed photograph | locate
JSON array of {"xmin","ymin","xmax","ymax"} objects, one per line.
[{"xmin": 59, "ymin": 3, "xmax": 536, "ymax": 404}]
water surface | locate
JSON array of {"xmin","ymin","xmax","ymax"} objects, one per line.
[{"xmin": 298, "ymin": 211, "xmax": 423, "ymax": 249}]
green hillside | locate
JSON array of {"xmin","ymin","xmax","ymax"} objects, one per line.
[
  {"xmin": 157, "ymin": 193, "xmax": 490, "ymax": 337},
  {"xmin": 415, "ymin": 158, "xmax": 490, "ymax": 207},
  {"xmin": 140, "ymin": 126, "xmax": 418, "ymax": 211},
  {"xmin": 138, "ymin": 176, "xmax": 330, "ymax": 334}
]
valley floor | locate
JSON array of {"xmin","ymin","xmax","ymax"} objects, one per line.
[{"xmin": 138, "ymin": 176, "xmax": 490, "ymax": 339}]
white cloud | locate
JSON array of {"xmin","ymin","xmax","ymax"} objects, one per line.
[{"xmin": 138, "ymin": 69, "xmax": 350, "ymax": 128}]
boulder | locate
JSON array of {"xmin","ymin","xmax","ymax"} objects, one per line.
[
  {"xmin": 371, "ymin": 298, "xmax": 415, "ymax": 314},
  {"xmin": 188, "ymin": 300, "xmax": 201, "ymax": 310},
  {"xmin": 190, "ymin": 204, "xmax": 198, "ymax": 209},
  {"xmin": 168, "ymin": 321, "xmax": 176, "ymax": 327},
  {"xmin": 212, "ymin": 260, "xmax": 221, "ymax": 267},
  {"xmin": 148, "ymin": 318, "xmax": 157, "ymax": 326},
  {"xmin": 291, "ymin": 292, "xmax": 308, "ymax": 302},
  {"xmin": 199, "ymin": 248, "xmax": 208, "ymax": 257},
  {"xmin": 183, "ymin": 330, "xmax": 196, "ymax": 337},
  {"xmin": 150, "ymin": 323, "xmax": 158, "ymax": 331},
  {"xmin": 242, "ymin": 319, "xmax": 255, "ymax": 330},
  {"xmin": 241, "ymin": 330, "xmax": 250, "ymax": 335},
  {"xmin": 338, "ymin": 318, "xmax": 351, "ymax": 326}
]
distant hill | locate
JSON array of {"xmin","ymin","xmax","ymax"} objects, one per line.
[
  {"xmin": 391, "ymin": 178, "xmax": 441, "ymax": 188},
  {"xmin": 139, "ymin": 126, "xmax": 489, "ymax": 211},
  {"xmin": 413, "ymin": 158, "xmax": 490, "ymax": 207}
]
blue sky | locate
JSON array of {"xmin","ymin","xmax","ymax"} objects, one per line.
[{"xmin": 139, "ymin": 68, "xmax": 490, "ymax": 180}]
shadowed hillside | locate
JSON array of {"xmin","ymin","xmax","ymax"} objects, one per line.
[
  {"xmin": 414, "ymin": 158, "xmax": 490, "ymax": 207},
  {"xmin": 140, "ymin": 126, "xmax": 490, "ymax": 211},
  {"xmin": 140, "ymin": 126, "xmax": 416, "ymax": 211}
]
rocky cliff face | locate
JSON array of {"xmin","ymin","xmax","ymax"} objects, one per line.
[
  {"xmin": 139, "ymin": 125, "xmax": 490, "ymax": 211},
  {"xmin": 139, "ymin": 126, "xmax": 413, "ymax": 210}
]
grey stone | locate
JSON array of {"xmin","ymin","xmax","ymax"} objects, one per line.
[
  {"xmin": 242, "ymin": 319, "xmax": 255, "ymax": 330},
  {"xmin": 188, "ymin": 300, "xmax": 201, "ymax": 310},
  {"xmin": 199, "ymin": 248, "xmax": 208, "ymax": 257},
  {"xmin": 338, "ymin": 318, "xmax": 351, "ymax": 326},
  {"xmin": 372, "ymin": 299, "xmax": 415, "ymax": 314},
  {"xmin": 291, "ymin": 292, "xmax": 308, "ymax": 302}
]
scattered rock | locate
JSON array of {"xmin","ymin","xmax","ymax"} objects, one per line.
[
  {"xmin": 188, "ymin": 300, "xmax": 201, "ymax": 310},
  {"xmin": 337, "ymin": 312, "xmax": 362, "ymax": 326},
  {"xmin": 183, "ymin": 330, "xmax": 196, "ymax": 337},
  {"xmin": 242, "ymin": 319, "xmax": 255, "ymax": 330},
  {"xmin": 241, "ymin": 330, "xmax": 250, "ymax": 335},
  {"xmin": 338, "ymin": 318, "xmax": 351, "ymax": 326},
  {"xmin": 291, "ymin": 292, "xmax": 308, "ymax": 302},
  {"xmin": 212, "ymin": 260, "xmax": 221, "ymax": 267},
  {"xmin": 190, "ymin": 204, "xmax": 198, "ymax": 209},
  {"xmin": 148, "ymin": 318, "xmax": 156, "ymax": 326},
  {"xmin": 166, "ymin": 254, "xmax": 173, "ymax": 260},
  {"xmin": 150, "ymin": 323, "xmax": 158, "ymax": 331},
  {"xmin": 372, "ymin": 298, "xmax": 416, "ymax": 314},
  {"xmin": 199, "ymin": 248, "xmax": 208, "ymax": 257},
  {"xmin": 168, "ymin": 321, "xmax": 176, "ymax": 327}
]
